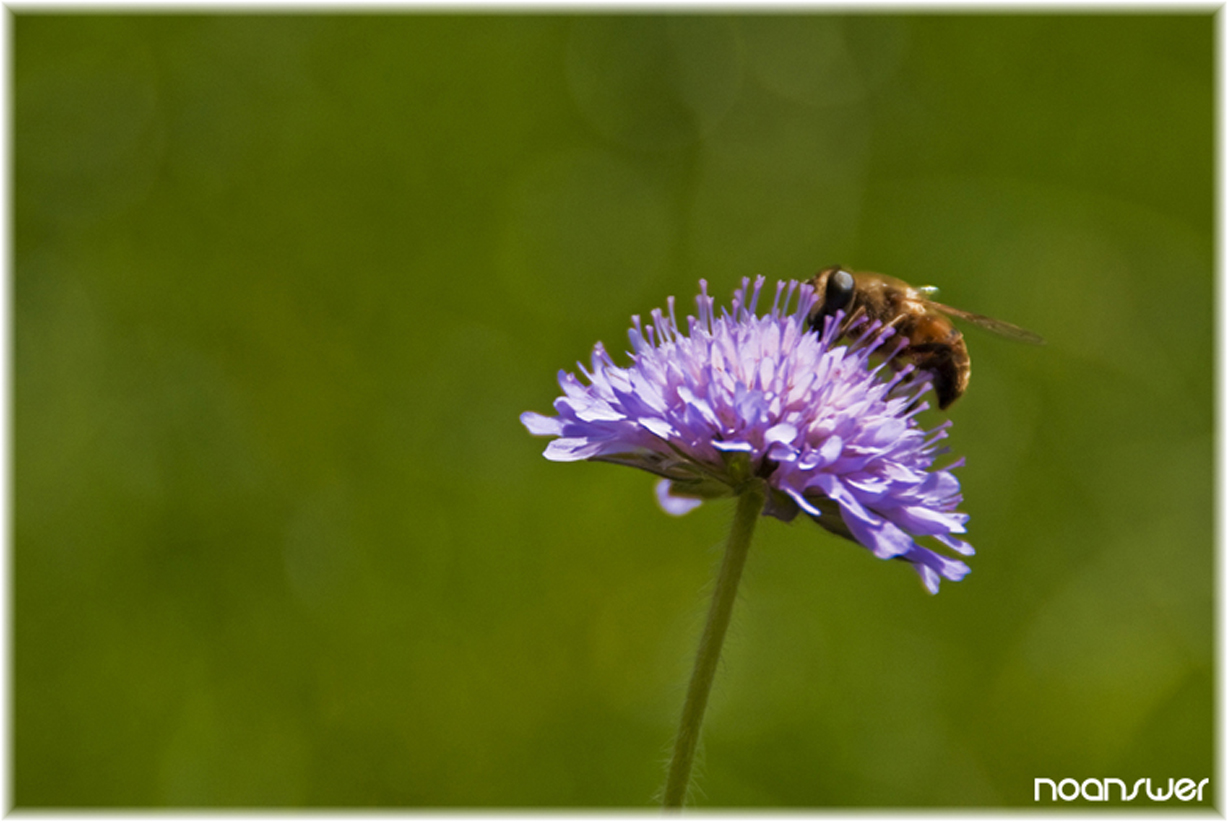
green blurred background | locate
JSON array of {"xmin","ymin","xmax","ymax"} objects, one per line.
[{"xmin": 14, "ymin": 13, "xmax": 1213, "ymax": 808}]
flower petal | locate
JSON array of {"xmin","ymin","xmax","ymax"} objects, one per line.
[
  {"xmin": 904, "ymin": 544, "xmax": 972, "ymax": 593},
  {"xmin": 655, "ymin": 479, "xmax": 705, "ymax": 516},
  {"xmin": 520, "ymin": 411, "xmax": 562, "ymax": 436},
  {"xmin": 543, "ymin": 437, "xmax": 606, "ymax": 461},
  {"xmin": 638, "ymin": 416, "xmax": 677, "ymax": 440},
  {"xmin": 764, "ymin": 422, "xmax": 797, "ymax": 446}
]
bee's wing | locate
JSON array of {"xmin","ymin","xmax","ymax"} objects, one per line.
[{"xmin": 928, "ymin": 301, "xmax": 1046, "ymax": 345}]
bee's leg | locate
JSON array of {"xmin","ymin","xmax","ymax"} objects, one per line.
[{"xmin": 883, "ymin": 352, "xmax": 930, "ymax": 412}]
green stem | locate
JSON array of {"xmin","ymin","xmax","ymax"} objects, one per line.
[{"xmin": 663, "ymin": 485, "xmax": 765, "ymax": 810}]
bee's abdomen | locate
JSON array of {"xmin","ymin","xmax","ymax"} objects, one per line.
[{"xmin": 903, "ymin": 327, "xmax": 969, "ymax": 410}]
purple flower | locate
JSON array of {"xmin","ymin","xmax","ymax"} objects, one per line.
[{"xmin": 521, "ymin": 277, "xmax": 974, "ymax": 593}]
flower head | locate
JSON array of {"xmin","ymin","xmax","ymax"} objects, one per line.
[{"xmin": 521, "ymin": 277, "xmax": 974, "ymax": 593}]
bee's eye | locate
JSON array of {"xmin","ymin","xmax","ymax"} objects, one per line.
[
  {"xmin": 826, "ymin": 269, "xmax": 855, "ymax": 310},
  {"xmin": 812, "ymin": 269, "xmax": 855, "ymax": 330}
]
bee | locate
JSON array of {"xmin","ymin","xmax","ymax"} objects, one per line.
[{"xmin": 809, "ymin": 265, "xmax": 1044, "ymax": 409}]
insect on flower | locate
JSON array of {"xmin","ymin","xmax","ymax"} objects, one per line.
[
  {"xmin": 809, "ymin": 266, "xmax": 1045, "ymax": 409},
  {"xmin": 521, "ymin": 277, "xmax": 977, "ymax": 593}
]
